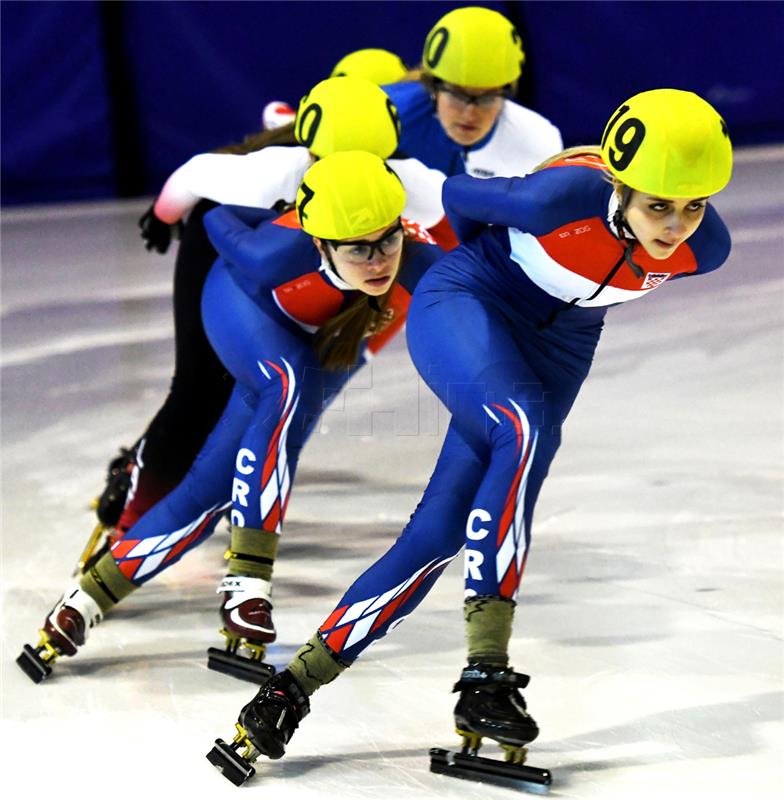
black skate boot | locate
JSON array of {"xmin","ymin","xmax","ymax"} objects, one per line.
[
  {"xmin": 75, "ymin": 445, "xmax": 137, "ymax": 575},
  {"xmin": 17, "ymin": 585, "xmax": 103, "ymax": 683},
  {"xmin": 429, "ymin": 664, "xmax": 551, "ymax": 791},
  {"xmin": 207, "ymin": 575, "xmax": 276, "ymax": 683},
  {"xmin": 96, "ymin": 445, "xmax": 137, "ymax": 526},
  {"xmin": 206, "ymin": 670, "xmax": 310, "ymax": 786}
]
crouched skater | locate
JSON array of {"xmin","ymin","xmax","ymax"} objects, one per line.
[{"xmin": 17, "ymin": 151, "xmax": 443, "ymax": 684}]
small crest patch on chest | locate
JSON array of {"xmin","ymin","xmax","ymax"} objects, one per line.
[{"xmin": 642, "ymin": 272, "xmax": 671, "ymax": 289}]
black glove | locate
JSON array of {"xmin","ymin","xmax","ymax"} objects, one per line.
[{"xmin": 138, "ymin": 202, "xmax": 183, "ymax": 254}]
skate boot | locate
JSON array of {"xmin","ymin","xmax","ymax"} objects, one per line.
[
  {"xmin": 207, "ymin": 669, "xmax": 310, "ymax": 786},
  {"xmin": 76, "ymin": 445, "xmax": 137, "ymax": 575},
  {"xmin": 429, "ymin": 664, "xmax": 551, "ymax": 791},
  {"xmin": 17, "ymin": 585, "xmax": 103, "ymax": 683},
  {"xmin": 207, "ymin": 575, "xmax": 276, "ymax": 684},
  {"xmin": 95, "ymin": 445, "xmax": 137, "ymax": 526}
]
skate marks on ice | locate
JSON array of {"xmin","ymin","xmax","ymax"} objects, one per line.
[
  {"xmin": 534, "ymin": 691, "xmax": 783, "ymax": 799},
  {"xmin": 544, "ymin": 691, "xmax": 782, "ymax": 769},
  {"xmin": 0, "ymin": 294, "xmax": 173, "ymax": 368}
]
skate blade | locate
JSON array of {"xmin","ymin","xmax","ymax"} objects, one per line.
[
  {"xmin": 16, "ymin": 644, "xmax": 53, "ymax": 684},
  {"xmin": 207, "ymin": 647, "xmax": 276, "ymax": 684},
  {"xmin": 206, "ymin": 738, "xmax": 256, "ymax": 786},
  {"xmin": 429, "ymin": 747, "xmax": 551, "ymax": 793},
  {"xmin": 72, "ymin": 522, "xmax": 110, "ymax": 576}
]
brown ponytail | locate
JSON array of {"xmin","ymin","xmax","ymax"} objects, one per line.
[
  {"xmin": 214, "ymin": 122, "xmax": 298, "ymax": 155},
  {"xmin": 313, "ymin": 248, "xmax": 405, "ymax": 371}
]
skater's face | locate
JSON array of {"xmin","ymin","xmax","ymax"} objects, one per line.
[
  {"xmin": 316, "ymin": 221, "xmax": 404, "ymax": 295},
  {"xmin": 623, "ymin": 190, "xmax": 708, "ymax": 260},
  {"xmin": 434, "ymin": 81, "xmax": 507, "ymax": 146}
]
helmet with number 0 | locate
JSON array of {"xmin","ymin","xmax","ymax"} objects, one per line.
[
  {"xmin": 422, "ymin": 7, "xmax": 524, "ymax": 88},
  {"xmin": 294, "ymin": 77, "xmax": 400, "ymax": 159},
  {"xmin": 331, "ymin": 48, "xmax": 408, "ymax": 85},
  {"xmin": 600, "ymin": 89, "xmax": 732, "ymax": 197},
  {"xmin": 296, "ymin": 151, "xmax": 406, "ymax": 240}
]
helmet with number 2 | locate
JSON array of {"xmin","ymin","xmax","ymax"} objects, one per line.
[
  {"xmin": 422, "ymin": 7, "xmax": 524, "ymax": 88},
  {"xmin": 295, "ymin": 77, "xmax": 400, "ymax": 159},
  {"xmin": 296, "ymin": 151, "xmax": 406, "ymax": 241},
  {"xmin": 601, "ymin": 89, "xmax": 732, "ymax": 198}
]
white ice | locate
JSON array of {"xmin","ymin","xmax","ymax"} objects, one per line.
[{"xmin": 1, "ymin": 148, "xmax": 782, "ymax": 800}]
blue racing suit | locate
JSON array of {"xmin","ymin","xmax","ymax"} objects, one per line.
[{"xmin": 316, "ymin": 154, "xmax": 731, "ymax": 661}]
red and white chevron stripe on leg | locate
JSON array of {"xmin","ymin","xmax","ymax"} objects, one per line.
[
  {"xmin": 318, "ymin": 555, "xmax": 456, "ymax": 654},
  {"xmin": 490, "ymin": 399, "xmax": 538, "ymax": 600},
  {"xmin": 257, "ymin": 357, "xmax": 299, "ymax": 533},
  {"xmin": 111, "ymin": 500, "xmax": 231, "ymax": 582}
]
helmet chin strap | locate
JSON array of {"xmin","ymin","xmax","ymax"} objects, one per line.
[
  {"xmin": 323, "ymin": 246, "xmax": 344, "ymax": 282},
  {"xmin": 612, "ymin": 186, "xmax": 644, "ymax": 279}
]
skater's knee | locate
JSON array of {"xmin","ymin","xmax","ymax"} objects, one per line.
[
  {"xmin": 251, "ymin": 356, "xmax": 301, "ymax": 402},
  {"xmin": 396, "ymin": 509, "xmax": 463, "ymax": 562},
  {"xmin": 485, "ymin": 398, "xmax": 540, "ymax": 456}
]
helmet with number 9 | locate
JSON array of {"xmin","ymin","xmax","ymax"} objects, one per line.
[
  {"xmin": 331, "ymin": 48, "xmax": 408, "ymax": 85},
  {"xmin": 422, "ymin": 7, "xmax": 524, "ymax": 89},
  {"xmin": 294, "ymin": 77, "xmax": 400, "ymax": 160},
  {"xmin": 600, "ymin": 89, "xmax": 732, "ymax": 197},
  {"xmin": 295, "ymin": 151, "xmax": 406, "ymax": 240}
]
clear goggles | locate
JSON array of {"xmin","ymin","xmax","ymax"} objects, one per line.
[{"xmin": 435, "ymin": 81, "xmax": 511, "ymax": 110}]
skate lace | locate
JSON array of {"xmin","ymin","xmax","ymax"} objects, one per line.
[
  {"xmin": 268, "ymin": 687, "xmax": 309, "ymax": 728},
  {"xmin": 453, "ymin": 665, "xmax": 530, "ymax": 692},
  {"xmin": 217, "ymin": 576, "xmax": 272, "ymax": 607}
]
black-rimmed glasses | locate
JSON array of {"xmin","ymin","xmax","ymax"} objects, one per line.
[{"xmin": 325, "ymin": 222, "xmax": 404, "ymax": 264}]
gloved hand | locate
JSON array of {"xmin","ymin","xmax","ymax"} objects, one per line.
[{"xmin": 138, "ymin": 202, "xmax": 184, "ymax": 253}]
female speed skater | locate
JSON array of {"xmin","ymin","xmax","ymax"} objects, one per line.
[
  {"xmin": 83, "ymin": 75, "xmax": 445, "ymax": 557},
  {"xmin": 384, "ymin": 7, "xmax": 562, "ymax": 180},
  {"xmin": 206, "ymin": 89, "xmax": 733, "ymax": 788},
  {"xmin": 17, "ymin": 151, "xmax": 443, "ymax": 685}
]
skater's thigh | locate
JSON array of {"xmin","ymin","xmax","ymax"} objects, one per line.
[
  {"xmin": 202, "ymin": 264, "xmax": 314, "ymax": 394},
  {"xmin": 408, "ymin": 291, "xmax": 544, "ymax": 446}
]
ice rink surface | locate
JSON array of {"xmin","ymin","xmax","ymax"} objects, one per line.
[{"xmin": 2, "ymin": 148, "xmax": 782, "ymax": 799}]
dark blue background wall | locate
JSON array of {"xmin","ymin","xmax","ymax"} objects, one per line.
[{"xmin": 2, "ymin": 0, "xmax": 782, "ymax": 205}]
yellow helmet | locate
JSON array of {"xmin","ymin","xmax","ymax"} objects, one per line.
[
  {"xmin": 422, "ymin": 7, "xmax": 524, "ymax": 88},
  {"xmin": 295, "ymin": 77, "xmax": 400, "ymax": 159},
  {"xmin": 331, "ymin": 48, "xmax": 408, "ymax": 85},
  {"xmin": 601, "ymin": 89, "xmax": 732, "ymax": 197},
  {"xmin": 296, "ymin": 151, "xmax": 406, "ymax": 240}
]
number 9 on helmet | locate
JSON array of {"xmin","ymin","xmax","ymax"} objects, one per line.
[{"xmin": 600, "ymin": 88, "xmax": 733, "ymax": 197}]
